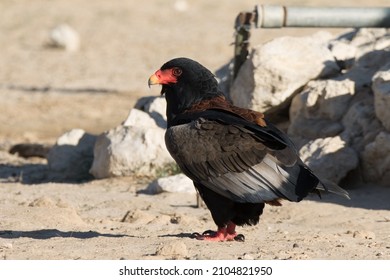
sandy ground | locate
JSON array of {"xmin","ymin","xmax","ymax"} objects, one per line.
[{"xmin": 0, "ymin": 0, "xmax": 389, "ymax": 260}]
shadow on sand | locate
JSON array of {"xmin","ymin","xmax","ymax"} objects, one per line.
[{"xmin": 0, "ymin": 229, "xmax": 130, "ymax": 240}]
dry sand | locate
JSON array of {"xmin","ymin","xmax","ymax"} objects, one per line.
[{"xmin": 0, "ymin": 0, "xmax": 389, "ymax": 260}]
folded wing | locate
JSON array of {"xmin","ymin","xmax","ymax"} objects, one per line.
[{"xmin": 165, "ymin": 110, "xmax": 323, "ymax": 204}]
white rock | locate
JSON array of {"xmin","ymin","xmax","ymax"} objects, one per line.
[
  {"xmin": 303, "ymin": 79, "xmax": 355, "ymax": 121},
  {"xmin": 286, "ymin": 29, "xmax": 390, "ymax": 186},
  {"xmin": 122, "ymin": 108, "xmax": 159, "ymax": 128},
  {"xmin": 288, "ymin": 79, "xmax": 354, "ymax": 140},
  {"xmin": 90, "ymin": 122, "xmax": 173, "ymax": 179},
  {"xmin": 343, "ymin": 48, "xmax": 390, "ymax": 93},
  {"xmin": 143, "ymin": 96, "xmax": 167, "ymax": 128},
  {"xmin": 134, "ymin": 96, "xmax": 167, "ymax": 128},
  {"xmin": 47, "ymin": 129, "xmax": 96, "ymax": 181},
  {"xmin": 299, "ymin": 136, "xmax": 359, "ymax": 183},
  {"xmin": 49, "ymin": 24, "xmax": 80, "ymax": 51},
  {"xmin": 350, "ymin": 28, "xmax": 390, "ymax": 58},
  {"xmin": 146, "ymin": 174, "xmax": 195, "ymax": 194},
  {"xmin": 373, "ymin": 62, "xmax": 390, "ymax": 132},
  {"xmin": 328, "ymin": 39, "xmax": 357, "ymax": 68},
  {"xmin": 361, "ymin": 132, "xmax": 390, "ymax": 185},
  {"xmin": 288, "ymin": 116, "xmax": 343, "ymax": 142},
  {"xmin": 230, "ymin": 31, "xmax": 339, "ymax": 113},
  {"xmin": 341, "ymin": 97, "xmax": 383, "ymax": 151}
]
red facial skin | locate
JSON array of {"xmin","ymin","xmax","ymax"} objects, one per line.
[{"xmin": 148, "ymin": 67, "xmax": 182, "ymax": 86}]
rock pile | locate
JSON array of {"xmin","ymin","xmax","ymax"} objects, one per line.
[{"xmin": 229, "ymin": 28, "xmax": 390, "ymax": 186}]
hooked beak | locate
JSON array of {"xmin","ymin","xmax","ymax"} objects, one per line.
[{"xmin": 148, "ymin": 73, "xmax": 160, "ymax": 88}]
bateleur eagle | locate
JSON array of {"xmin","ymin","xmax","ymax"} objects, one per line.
[{"xmin": 148, "ymin": 57, "xmax": 349, "ymax": 242}]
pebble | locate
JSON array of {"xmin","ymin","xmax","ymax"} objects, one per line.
[
  {"xmin": 0, "ymin": 242, "xmax": 13, "ymax": 249},
  {"xmin": 49, "ymin": 24, "xmax": 80, "ymax": 51},
  {"xmin": 146, "ymin": 174, "xmax": 195, "ymax": 194},
  {"xmin": 240, "ymin": 253, "xmax": 255, "ymax": 260},
  {"xmin": 352, "ymin": 230, "xmax": 376, "ymax": 240}
]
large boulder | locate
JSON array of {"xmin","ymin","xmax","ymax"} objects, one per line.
[
  {"xmin": 340, "ymin": 97, "xmax": 383, "ymax": 152},
  {"xmin": 284, "ymin": 28, "xmax": 390, "ymax": 186},
  {"xmin": 349, "ymin": 28, "xmax": 389, "ymax": 59},
  {"xmin": 229, "ymin": 31, "xmax": 340, "ymax": 114},
  {"xmin": 90, "ymin": 108, "xmax": 173, "ymax": 179},
  {"xmin": 299, "ymin": 136, "xmax": 359, "ymax": 183},
  {"xmin": 289, "ymin": 79, "xmax": 354, "ymax": 140},
  {"xmin": 373, "ymin": 62, "xmax": 390, "ymax": 132},
  {"xmin": 133, "ymin": 96, "xmax": 167, "ymax": 129},
  {"xmin": 361, "ymin": 132, "xmax": 390, "ymax": 185}
]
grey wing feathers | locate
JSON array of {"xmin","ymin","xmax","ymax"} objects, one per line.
[{"xmin": 165, "ymin": 118, "xmax": 319, "ymax": 204}]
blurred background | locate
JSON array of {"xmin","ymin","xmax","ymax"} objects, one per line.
[{"xmin": 0, "ymin": 0, "xmax": 388, "ymax": 142}]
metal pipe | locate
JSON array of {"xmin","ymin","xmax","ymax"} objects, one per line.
[
  {"xmin": 256, "ymin": 5, "xmax": 390, "ymax": 28},
  {"xmin": 232, "ymin": 5, "xmax": 390, "ymax": 78}
]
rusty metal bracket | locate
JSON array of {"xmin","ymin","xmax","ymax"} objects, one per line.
[{"xmin": 233, "ymin": 7, "xmax": 258, "ymax": 79}]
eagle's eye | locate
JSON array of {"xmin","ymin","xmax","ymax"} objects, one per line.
[{"xmin": 172, "ymin": 67, "xmax": 182, "ymax": 77}]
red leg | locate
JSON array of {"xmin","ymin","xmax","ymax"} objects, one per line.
[{"xmin": 192, "ymin": 222, "xmax": 245, "ymax": 242}]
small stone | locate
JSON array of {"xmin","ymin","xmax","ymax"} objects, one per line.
[
  {"xmin": 352, "ymin": 230, "xmax": 376, "ymax": 240},
  {"xmin": 145, "ymin": 174, "xmax": 195, "ymax": 194},
  {"xmin": 0, "ymin": 242, "xmax": 13, "ymax": 249},
  {"xmin": 241, "ymin": 253, "xmax": 255, "ymax": 260},
  {"xmin": 49, "ymin": 24, "xmax": 80, "ymax": 52},
  {"xmin": 293, "ymin": 243, "xmax": 299, "ymax": 248}
]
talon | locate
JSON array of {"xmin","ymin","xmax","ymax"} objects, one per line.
[
  {"xmin": 234, "ymin": 234, "xmax": 245, "ymax": 242},
  {"xmin": 202, "ymin": 230, "xmax": 215, "ymax": 236},
  {"xmin": 191, "ymin": 232, "xmax": 201, "ymax": 239}
]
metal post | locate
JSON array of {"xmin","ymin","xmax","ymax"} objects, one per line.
[
  {"xmin": 233, "ymin": 5, "xmax": 390, "ymax": 78},
  {"xmin": 233, "ymin": 9, "xmax": 257, "ymax": 79}
]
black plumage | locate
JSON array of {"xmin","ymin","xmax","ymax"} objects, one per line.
[{"xmin": 148, "ymin": 57, "xmax": 348, "ymax": 241}]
